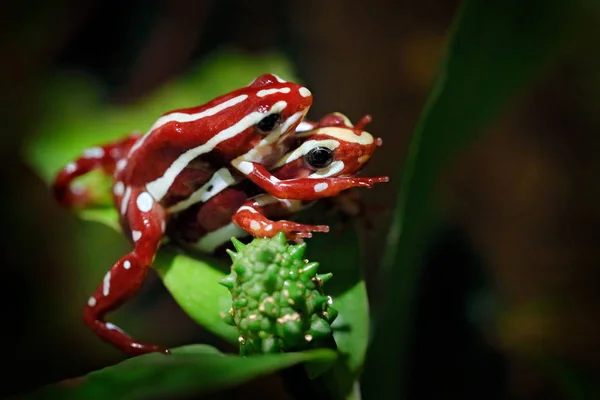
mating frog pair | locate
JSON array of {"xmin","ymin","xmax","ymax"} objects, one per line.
[{"xmin": 52, "ymin": 74, "xmax": 388, "ymax": 356}]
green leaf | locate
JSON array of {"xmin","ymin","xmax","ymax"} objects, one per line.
[
  {"xmin": 153, "ymin": 248, "xmax": 238, "ymax": 343},
  {"xmin": 300, "ymin": 205, "xmax": 370, "ymax": 398},
  {"xmin": 362, "ymin": 0, "xmax": 587, "ymax": 399},
  {"xmin": 27, "ymin": 345, "xmax": 337, "ymax": 400},
  {"xmin": 21, "ymin": 49, "xmax": 300, "ymax": 343}
]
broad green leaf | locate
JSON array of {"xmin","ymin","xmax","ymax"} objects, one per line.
[
  {"xmin": 27, "ymin": 344, "xmax": 337, "ymax": 400},
  {"xmin": 22, "ymin": 49, "xmax": 300, "ymax": 343},
  {"xmin": 362, "ymin": 0, "xmax": 588, "ymax": 399},
  {"xmin": 299, "ymin": 205, "xmax": 370, "ymax": 399},
  {"xmin": 153, "ymin": 248, "xmax": 237, "ymax": 343}
]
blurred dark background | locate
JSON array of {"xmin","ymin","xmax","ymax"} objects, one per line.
[{"xmin": 2, "ymin": 0, "xmax": 600, "ymax": 398}]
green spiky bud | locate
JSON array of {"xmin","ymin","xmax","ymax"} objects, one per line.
[{"xmin": 220, "ymin": 233, "xmax": 336, "ymax": 355}]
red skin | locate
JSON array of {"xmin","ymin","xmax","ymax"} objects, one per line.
[{"xmin": 51, "ymin": 75, "xmax": 387, "ymax": 357}]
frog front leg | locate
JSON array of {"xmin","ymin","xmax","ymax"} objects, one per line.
[
  {"xmin": 232, "ymin": 194, "xmax": 328, "ymax": 241},
  {"xmin": 83, "ymin": 187, "xmax": 169, "ymax": 356},
  {"xmin": 232, "ymin": 161, "xmax": 388, "ymax": 200}
]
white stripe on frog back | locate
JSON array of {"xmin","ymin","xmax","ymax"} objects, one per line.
[
  {"xmin": 127, "ymin": 94, "xmax": 250, "ymax": 158},
  {"xmin": 257, "ymin": 87, "xmax": 291, "ymax": 97},
  {"xmin": 168, "ymin": 167, "xmax": 238, "ymax": 213},
  {"xmin": 194, "ymin": 222, "xmax": 248, "ymax": 253},
  {"xmin": 295, "ymin": 126, "xmax": 374, "ymax": 146},
  {"xmin": 237, "ymin": 206, "xmax": 258, "ymax": 213},
  {"xmin": 146, "ymin": 101, "xmax": 288, "ymax": 201}
]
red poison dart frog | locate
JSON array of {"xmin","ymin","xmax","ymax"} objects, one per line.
[{"xmin": 51, "ymin": 75, "xmax": 388, "ymax": 356}]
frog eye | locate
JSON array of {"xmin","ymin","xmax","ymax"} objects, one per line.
[
  {"xmin": 304, "ymin": 146, "xmax": 334, "ymax": 169},
  {"xmin": 256, "ymin": 113, "xmax": 281, "ymax": 133}
]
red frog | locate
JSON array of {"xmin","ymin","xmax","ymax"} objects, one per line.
[{"xmin": 52, "ymin": 75, "xmax": 388, "ymax": 356}]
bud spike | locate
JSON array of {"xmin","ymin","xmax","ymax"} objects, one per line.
[
  {"xmin": 301, "ymin": 261, "xmax": 319, "ymax": 277},
  {"xmin": 313, "ymin": 295, "xmax": 329, "ymax": 309},
  {"xmin": 316, "ymin": 273, "xmax": 333, "ymax": 283},
  {"xmin": 231, "ymin": 237, "xmax": 246, "ymax": 251},
  {"xmin": 218, "ymin": 274, "xmax": 235, "ymax": 289},
  {"xmin": 274, "ymin": 231, "xmax": 287, "ymax": 245},
  {"xmin": 289, "ymin": 242, "xmax": 307, "ymax": 260},
  {"xmin": 326, "ymin": 307, "xmax": 338, "ymax": 324},
  {"xmin": 310, "ymin": 318, "xmax": 332, "ymax": 338},
  {"xmin": 226, "ymin": 249, "xmax": 238, "ymax": 261}
]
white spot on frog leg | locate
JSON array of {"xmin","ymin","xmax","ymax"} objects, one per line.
[
  {"xmin": 120, "ymin": 186, "xmax": 132, "ymax": 215},
  {"xmin": 257, "ymin": 87, "xmax": 291, "ymax": 97},
  {"xmin": 265, "ymin": 224, "xmax": 273, "ymax": 231},
  {"xmin": 272, "ymin": 74, "xmax": 286, "ymax": 83},
  {"xmin": 314, "ymin": 182, "xmax": 329, "ymax": 193},
  {"xmin": 113, "ymin": 181, "xmax": 124, "ymax": 196},
  {"xmin": 145, "ymin": 100, "xmax": 286, "ymax": 201},
  {"xmin": 103, "ymin": 271, "xmax": 111, "ymax": 296},
  {"xmin": 123, "ymin": 260, "xmax": 131, "ymax": 270},
  {"xmin": 87, "ymin": 296, "xmax": 96, "ymax": 307},
  {"xmin": 237, "ymin": 161, "xmax": 254, "ymax": 174},
  {"xmin": 269, "ymin": 175, "xmax": 280, "ymax": 183},
  {"xmin": 299, "ymin": 87, "xmax": 312, "ymax": 97},
  {"xmin": 83, "ymin": 147, "xmax": 105, "ymax": 158},
  {"xmin": 136, "ymin": 192, "xmax": 154, "ymax": 213},
  {"xmin": 132, "ymin": 230, "xmax": 142, "ymax": 242},
  {"xmin": 116, "ymin": 159, "xmax": 127, "ymax": 172},
  {"xmin": 71, "ymin": 182, "xmax": 85, "ymax": 195},
  {"xmin": 250, "ymin": 220, "xmax": 261, "ymax": 231},
  {"xmin": 65, "ymin": 162, "xmax": 76, "ymax": 173},
  {"xmin": 105, "ymin": 322, "xmax": 124, "ymax": 333}
]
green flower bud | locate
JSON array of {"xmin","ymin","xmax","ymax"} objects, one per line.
[{"xmin": 220, "ymin": 232, "xmax": 337, "ymax": 355}]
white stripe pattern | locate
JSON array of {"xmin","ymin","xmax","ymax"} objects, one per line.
[
  {"xmin": 127, "ymin": 94, "xmax": 249, "ymax": 158},
  {"xmin": 146, "ymin": 101, "xmax": 288, "ymax": 201},
  {"xmin": 168, "ymin": 168, "xmax": 237, "ymax": 212}
]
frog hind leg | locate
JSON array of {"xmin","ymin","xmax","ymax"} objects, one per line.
[
  {"xmin": 52, "ymin": 134, "xmax": 140, "ymax": 208},
  {"xmin": 232, "ymin": 194, "xmax": 329, "ymax": 242},
  {"xmin": 83, "ymin": 187, "xmax": 169, "ymax": 356}
]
